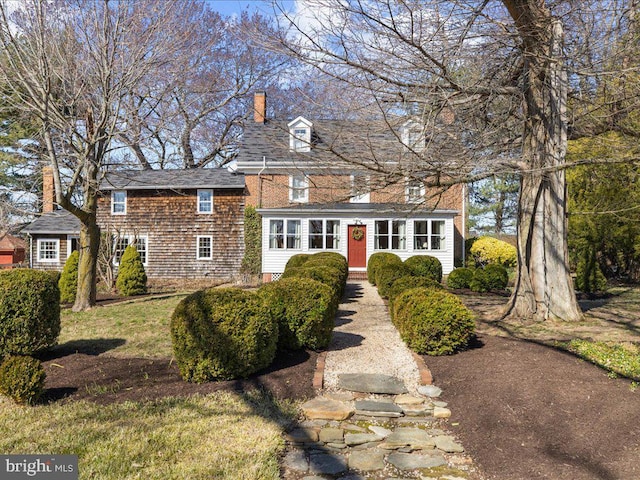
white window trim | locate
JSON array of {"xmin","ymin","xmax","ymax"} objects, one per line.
[
  {"xmin": 288, "ymin": 116, "xmax": 313, "ymax": 152},
  {"xmin": 197, "ymin": 235, "xmax": 213, "ymax": 260},
  {"xmin": 67, "ymin": 235, "xmax": 80, "ymax": 258},
  {"xmin": 350, "ymin": 174, "xmax": 370, "ymax": 203},
  {"xmin": 413, "ymin": 220, "xmax": 447, "ymax": 252},
  {"xmin": 197, "ymin": 189, "xmax": 214, "ymax": 214},
  {"xmin": 402, "ymin": 120, "xmax": 426, "ymax": 152},
  {"xmin": 374, "ymin": 220, "xmax": 407, "ymax": 251},
  {"xmin": 289, "ymin": 174, "xmax": 309, "ymax": 203},
  {"xmin": 268, "ymin": 219, "xmax": 302, "ymax": 250},
  {"xmin": 111, "ymin": 190, "xmax": 127, "ymax": 215},
  {"xmin": 113, "ymin": 234, "xmax": 148, "ymax": 266},
  {"xmin": 405, "ymin": 179, "xmax": 426, "ymax": 204},
  {"xmin": 37, "ymin": 238, "xmax": 60, "ymax": 263},
  {"xmin": 308, "ymin": 219, "xmax": 341, "ymax": 250}
]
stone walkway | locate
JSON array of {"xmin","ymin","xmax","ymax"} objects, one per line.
[{"xmin": 281, "ymin": 281, "xmax": 482, "ymax": 480}]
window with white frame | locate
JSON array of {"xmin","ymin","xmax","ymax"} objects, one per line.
[
  {"xmin": 269, "ymin": 219, "xmax": 301, "ymax": 250},
  {"xmin": 406, "ymin": 179, "xmax": 426, "ymax": 203},
  {"xmin": 309, "ymin": 219, "xmax": 340, "ymax": 249},
  {"xmin": 197, "ymin": 236, "xmax": 213, "ymax": 260},
  {"xmin": 350, "ymin": 174, "xmax": 370, "ymax": 203},
  {"xmin": 402, "ymin": 122, "xmax": 425, "ymax": 152},
  {"xmin": 375, "ymin": 220, "xmax": 406, "ymax": 250},
  {"xmin": 197, "ymin": 189, "xmax": 213, "ymax": 214},
  {"xmin": 414, "ymin": 220, "xmax": 446, "ymax": 251},
  {"xmin": 111, "ymin": 190, "xmax": 127, "ymax": 215},
  {"xmin": 289, "ymin": 175, "xmax": 309, "ymax": 203},
  {"xmin": 67, "ymin": 235, "xmax": 80, "ymax": 257},
  {"xmin": 37, "ymin": 238, "xmax": 59, "ymax": 262},
  {"xmin": 288, "ymin": 117, "xmax": 312, "ymax": 152},
  {"xmin": 113, "ymin": 235, "xmax": 148, "ymax": 265}
]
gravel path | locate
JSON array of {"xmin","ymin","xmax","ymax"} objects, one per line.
[{"xmin": 322, "ymin": 281, "xmax": 420, "ymax": 393}]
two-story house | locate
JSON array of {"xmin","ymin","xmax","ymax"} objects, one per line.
[{"xmin": 236, "ymin": 92, "xmax": 466, "ymax": 282}]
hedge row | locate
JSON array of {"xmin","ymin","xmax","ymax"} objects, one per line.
[
  {"xmin": 446, "ymin": 264, "xmax": 509, "ymax": 292},
  {"xmin": 368, "ymin": 252, "xmax": 443, "ymax": 299}
]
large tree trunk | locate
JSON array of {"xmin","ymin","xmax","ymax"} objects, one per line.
[
  {"xmin": 73, "ymin": 218, "xmax": 100, "ymax": 312},
  {"xmin": 502, "ymin": 1, "xmax": 582, "ymax": 321}
]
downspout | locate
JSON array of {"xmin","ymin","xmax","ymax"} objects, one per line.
[{"xmin": 257, "ymin": 156, "xmax": 266, "ymax": 208}]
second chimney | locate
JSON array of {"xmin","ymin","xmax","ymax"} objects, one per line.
[
  {"xmin": 254, "ymin": 91, "xmax": 266, "ymax": 123},
  {"xmin": 42, "ymin": 165, "xmax": 55, "ymax": 213}
]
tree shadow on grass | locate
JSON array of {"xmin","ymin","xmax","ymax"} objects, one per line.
[{"xmin": 41, "ymin": 338, "xmax": 127, "ymax": 360}]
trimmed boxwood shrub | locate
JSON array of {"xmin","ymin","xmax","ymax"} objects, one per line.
[
  {"xmin": 470, "ymin": 236, "xmax": 517, "ymax": 267},
  {"xmin": 469, "ymin": 268, "xmax": 490, "ymax": 292},
  {"xmin": 0, "ymin": 269, "xmax": 60, "ymax": 357},
  {"xmin": 367, "ymin": 252, "xmax": 402, "ymax": 285},
  {"xmin": 304, "ymin": 253, "xmax": 348, "ymax": 294},
  {"xmin": 170, "ymin": 288, "xmax": 277, "ymax": 382},
  {"xmin": 447, "ymin": 267, "xmax": 474, "ymax": 289},
  {"xmin": 392, "ymin": 287, "xmax": 475, "ymax": 355},
  {"xmin": 404, "ymin": 255, "xmax": 443, "ymax": 282},
  {"xmin": 484, "ymin": 263, "xmax": 509, "ymax": 290},
  {"xmin": 285, "ymin": 254, "xmax": 311, "ymax": 270},
  {"xmin": 116, "ymin": 245, "xmax": 147, "ymax": 296},
  {"xmin": 376, "ymin": 262, "xmax": 412, "ymax": 299},
  {"xmin": 281, "ymin": 265, "xmax": 343, "ymax": 304},
  {"xmin": 0, "ymin": 355, "xmax": 46, "ymax": 405},
  {"xmin": 387, "ymin": 275, "xmax": 444, "ymax": 315},
  {"xmin": 59, "ymin": 250, "xmax": 79, "ymax": 304},
  {"xmin": 259, "ymin": 278, "xmax": 335, "ymax": 351}
]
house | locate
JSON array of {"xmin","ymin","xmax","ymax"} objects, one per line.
[
  {"xmin": 235, "ymin": 92, "xmax": 466, "ymax": 282},
  {"xmin": 0, "ymin": 234, "xmax": 26, "ymax": 268},
  {"xmin": 22, "ymin": 167, "xmax": 245, "ymax": 280}
]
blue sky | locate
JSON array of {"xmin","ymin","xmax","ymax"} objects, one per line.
[{"xmin": 205, "ymin": 0, "xmax": 283, "ymax": 17}]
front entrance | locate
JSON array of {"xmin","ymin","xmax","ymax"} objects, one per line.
[{"xmin": 347, "ymin": 225, "xmax": 367, "ymax": 268}]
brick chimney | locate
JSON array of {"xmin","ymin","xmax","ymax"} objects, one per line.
[
  {"xmin": 254, "ymin": 91, "xmax": 266, "ymax": 123},
  {"xmin": 42, "ymin": 165, "xmax": 55, "ymax": 213}
]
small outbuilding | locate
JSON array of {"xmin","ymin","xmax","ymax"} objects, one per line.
[{"xmin": 0, "ymin": 234, "xmax": 26, "ymax": 268}]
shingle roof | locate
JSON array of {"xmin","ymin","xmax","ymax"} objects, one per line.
[
  {"xmin": 21, "ymin": 210, "xmax": 80, "ymax": 235},
  {"xmin": 0, "ymin": 234, "xmax": 26, "ymax": 251},
  {"xmin": 100, "ymin": 168, "xmax": 245, "ymax": 190}
]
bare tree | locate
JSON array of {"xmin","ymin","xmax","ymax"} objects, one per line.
[
  {"xmin": 271, "ymin": 0, "xmax": 640, "ymax": 322},
  {"xmin": 0, "ymin": 0, "xmax": 201, "ymax": 310}
]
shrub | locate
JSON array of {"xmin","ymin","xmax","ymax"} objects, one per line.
[
  {"xmin": 59, "ymin": 250, "xmax": 79, "ymax": 304},
  {"xmin": 259, "ymin": 278, "xmax": 335, "ymax": 350},
  {"xmin": 470, "ymin": 236, "xmax": 517, "ymax": 268},
  {"xmin": 0, "ymin": 269, "xmax": 60, "ymax": 357},
  {"xmin": 575, "ymin": 254, "xmax": 607, "ymax": 293},
  {"xmin": 241, "ymin": 206, "xmax": 262, "ymax": 275},
  {"xmin": 392, "ymin": 287, "xmax": 475, "ymax": 355},
  {"xmin": 484, "ymin": 263, "xmax": 509, "ymax": 290},
  {"xmin": 305, "ymin": 253, "xmax": 349, "ymax": 293},
  {"xmin": 376, "ymin": 262, "xmax": 412, "ymax": 299},
  {"xmin": 404, "ymin": 255, "xmax": 443, "ymax": 282},
  {"xmin": 170, "ymin": 288, "xmax": 277, "ymax": 382},
  {"xmin": 469, "ymin": 268, "xmax": 490, "ymax": 292},
  {"xmin": 285, "ymin": 254, "xmax": 311, "ymax": 270},
  {"xmin": 281, "ymin": 265, "xmax": 343, "ymax": 304},
  {"xmin": 367, "ymin": 252, "xmax": 402, "ymax": 285},
  {"xmin": 387, "ymin": 275, "xmax": 444, "ymax": 315},
  {"xmin": 116, "ymin": 245, "xmax": 147, "ymax": 296},
  {"xmin": 0, "ymin": 355, "xmax": 46, "ymax": 405},
  {"xmin": 447, "ymin": 267, "xmax": 474, "ymax": 289}
]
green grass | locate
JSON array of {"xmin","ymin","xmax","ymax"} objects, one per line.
[
  {"xmin": 563, "ymin": 339, "xmax": 640, "ymax": 380},
  {"xmin": 58, "ymin": 294, "xmax": 186, "ymax": 358},
  {"xmin": 0, "ymin": 391, "xmax": 293, "ymax": 479}
]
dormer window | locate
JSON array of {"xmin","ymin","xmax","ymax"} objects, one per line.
[
  {"xmin": 406, "ymin": 178, "xmax": 426, "ymax": 203},
  {"xmin": 402, "ymin": 120, "xmax": 425, "ymax": 152},
  {"xmin": 288, "ymin": 116, "xmax": 313, "ymax": 152}
]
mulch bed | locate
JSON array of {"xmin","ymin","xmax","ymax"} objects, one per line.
[
  {"xmin": 40, "ymin": 348, "xmax": 318, "ymax": 405},
  {"xmin": 424, "ymin": 334, "xmax": 640, "ymax": 480}
]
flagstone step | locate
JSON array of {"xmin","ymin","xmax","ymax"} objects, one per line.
[{"xmin": 336, "ymin": 373, "xmax": 407, "ymax": 394}]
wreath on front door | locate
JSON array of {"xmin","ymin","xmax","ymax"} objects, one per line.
[{"xmin": 351, "ymin": 226, "xmax": 364, "ymax": 241}]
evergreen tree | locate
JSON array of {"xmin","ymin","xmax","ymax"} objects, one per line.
[
  {"xmin": 59, "ymin": 251, "xmax": 79, "ymax": 304},
  {"xmin": 116, "ymin": 246, "xmax": 147, "ymax": 296}
]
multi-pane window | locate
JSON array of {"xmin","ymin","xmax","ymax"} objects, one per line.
[
  {"xmin": 269, "ymin": 219, "xmax": 301, "ymax": 250},
  {"xmin": 289, "ymin": 175, "xmax": 309, "ymax": 203},
  {"xmin": 292, "ymin": 128, "xmax": 309, "ymax": 151},
  {"xmin": 197, "ymin": 189, "xmax": 213, "ymax": 214},
  {"xmin": 37, "ymin": 239, "xmax": 59, "ymax": 262},
  {"xmin": 350, "ymin": 174, "xmax": 370, "ymax": 203},
  {"xmin": 111, "ymin": 190, "xmax": 127, "ymax": 214},
  {"xmin": 197, "ymin": 236, "xmax": 213, "ymax": 260},
  {"xmin": 114, "ymin": 235, "xmax": 148, "ymax": 265},
  {"xmin": 374, "ymin": 220, "xmax": 406, "ymax": 250},
  {"xmin": 414, "ymin": 220, "xmax": 446, "ymax": 251},
  {"xmin": 406, "ymin": 179, "xmax": 426, "ymax": 203},
  {"xmin": 309, "ymin": 219, "xmax": 340, "ymax": 250}
]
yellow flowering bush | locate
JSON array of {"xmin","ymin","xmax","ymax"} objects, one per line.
[{"xmin": 470, "ymin": 236, "xmax": 517, "ymax": 267}]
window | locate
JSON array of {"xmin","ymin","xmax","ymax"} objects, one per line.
[
  {"xmin": 293, "ymin": 128, "xmax": 308, "ymax": 151},
  {"xmin": 309, "ymin": 219, "xmax": 340, "ymax": 250},
  {"xmin": 288, "ymin": 117, "xmax": 313, "ymax": 152},
  {"xmin": 197, "ymin": 236, "xmax": 213, "ymax": 260},
  {"xmin": 114, "ymin": 235, "xmax": 148, "ymax": 265},
  {"xmin": 37, "ymin": 238, "xmax": 59, "ymax": 262},
  {"xmin": 197, "ymin": 189, "xmax": 213, "ymax": 214},
  {"xmin": 269, "ymin": 219, "xmax": 301, "ymax": 250},
  {"xmin": 402, "ymin": 121, "xmax": 425, "ymax": 152},
  {"xmin": 67, "ymin": 235, "xmax": 80, "ymax": 257},
  {"xmin": 375, "ymin": 220, "xmax": 406, "ymax": 250},
  {"xmin": 111, "ymin": 190, "xmax": 127, "ymax": 215},
  {"xmin": 414, "ymin": 220, "xmax": 446, "ymax": 251},
  {"xmin": 289, "ymin": 175, "xmax": 309, "ymax": 203},
  {"xmin": 350, "ymin": 174, "xmax": 370, "ymax": 203},
  {"xmin": 406, "ymin": 179, "xmax": 426, "ymax": 203}
]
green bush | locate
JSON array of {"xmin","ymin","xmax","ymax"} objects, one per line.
[
  {"xmin": 170, "ymin": 288, "xmax": 277, "ymax": 382},
  {"xmin": 376, "ymin": 262, "xmax": 412, "ymax": 299},
  {"xmin": 59, "ymin": 250, "xmax": 79, "ymax": 304},
  {"xmin": 259, "ymin": 278, "xmax": 335, "ymax": 350},
  {"xmin": 241, "ymin": 206, "xmax": 262, "ymax": 275},
  {"xmin": 116, "ymin": 245, "xmax": 147, "ymax": 296},
  {"xmin": 387, "ymin": 275, "xmax": 443, "ymax": 315},
  {"xmin": 281, "ymin": 265, "xmax": 343, "ymax": 304},
  {"xmin": 470, "ymin": 236, "xmax": 517, "ymax": 268},
  {"xmin": 0, "ymin": 355, "xmax": 46, "ymax": 405},
  {"xmin": 447, "ymin": 267, "xmax": 474, "ymax": 289},
  {"xmin": 469, "ymin": 268, "xmax": 490, "ymax": 292},
  {"xmin": 305, "ymin": 253, "xmax": 349, "ymax": 294},
  {"xmin": 0, "ymin": 269, "xmax": 60, "ymax": 357},
  {"xmin": 367, "ymin": 252, "xmax": 402, "ymax": 285},
  {"xmin": 392, "ymin": 287, "xmax": 475, "ymax": 355},
  {"xmin": 404, "ymin": 255, "xmax": 443, "ymax": 282},
  {"xmin": 285, "ymin": 254, "xmax": 311, "ymax": 270},
  {"xmin": 575, "ymin": 254, "xmax": 608, "ymax": 293},
  {"xmin": 484, "ymin": 263, "xmax": 509, "ymax": 290}
]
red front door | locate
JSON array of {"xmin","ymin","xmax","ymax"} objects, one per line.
[{"xmin": 348, "ymin": 225, "xmax": 367, "ymax": 268}]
